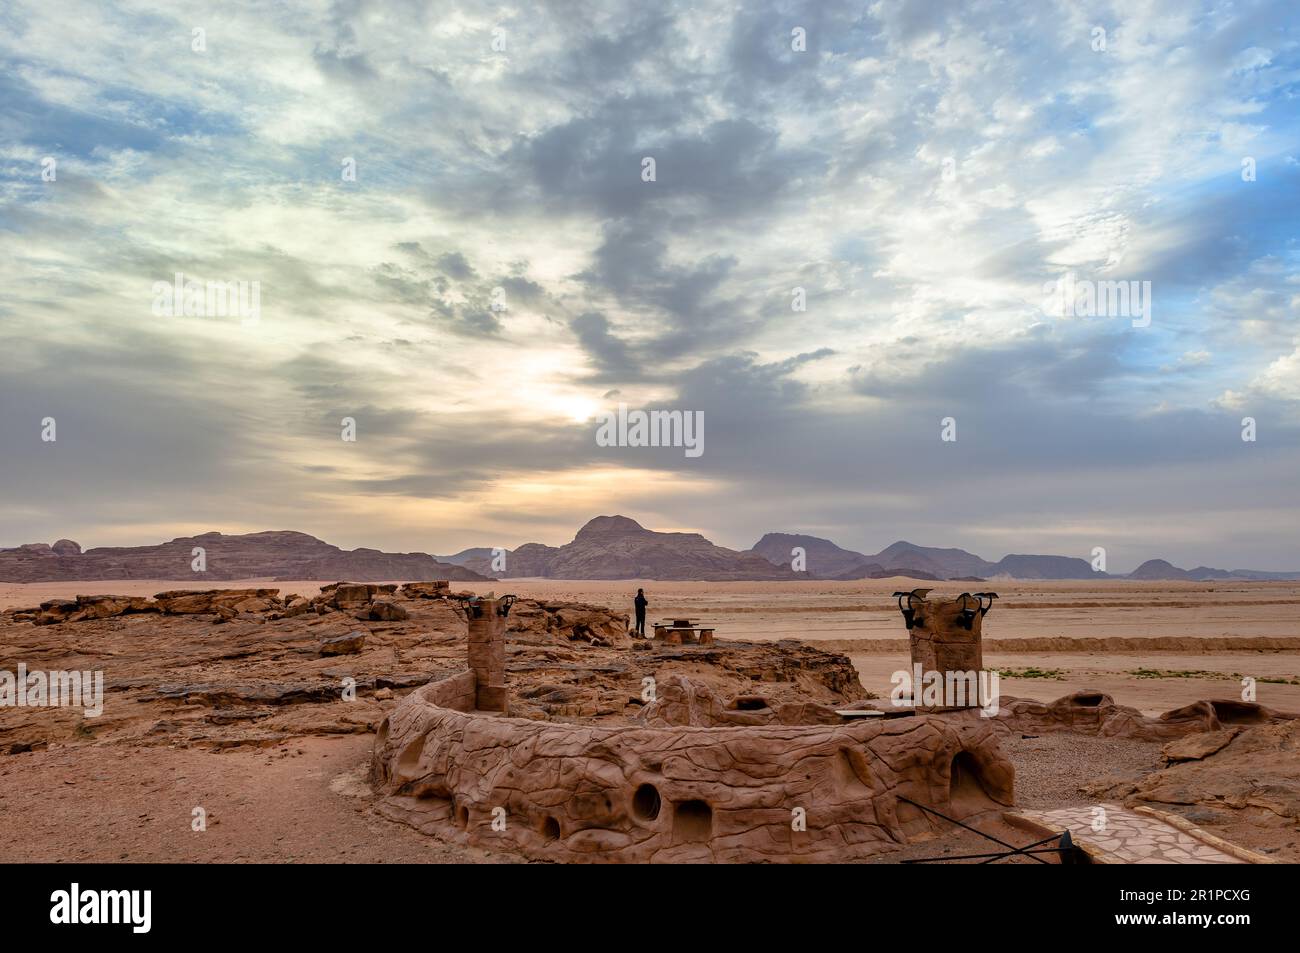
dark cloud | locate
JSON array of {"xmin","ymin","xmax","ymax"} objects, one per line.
[{"xmin": 435, "ymin": 251, "xmax": 476, "ymax": 280}]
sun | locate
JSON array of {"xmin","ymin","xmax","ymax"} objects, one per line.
[{"xmin": 555, "ymin": 396, "xmax": 599, "ymax": 423}]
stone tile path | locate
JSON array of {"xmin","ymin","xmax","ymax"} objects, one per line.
[{"xmin": 1017, "ymin": 803, "xmax": 1246, "ymax": 864}]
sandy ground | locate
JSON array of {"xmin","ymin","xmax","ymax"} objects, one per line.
[
  {"xmin": 8, "ymin": 577, "xmax": 1297, "ymax": 714},
  {"xmin": 0, "ymin": 735, "xmax": 512, "ymax": 864}
]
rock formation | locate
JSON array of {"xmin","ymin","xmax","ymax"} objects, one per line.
[
  {"xmin": 638, "ymin": 674, "xmax": 854, "ymax": 727},
  {"xmin": 460, "ymin": 515, "xmax": 801, "ymax": 580},
  {"xmin": 0, "ymin": 531, "xmax": 489, "ymax": 583},
  {"xmin": 1076, "ymin": 718, "xmax": 1300, "ymax": 860},
  {"xmin": 372, "ymin": 671, "xmax": 1015, "ymax": 862},
  {"xmin": 367, "ymin": 591, "xmax": 1014, "ymax": 863},
  {"xmin": 944, "ymin": 690, "xmax": 1297, "ymax": 741},
  {"xmin": 0, "ymin": 585, "xmax": 863, "ymax": 756}
]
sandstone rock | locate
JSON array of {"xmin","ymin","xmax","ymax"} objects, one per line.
[
  {"xmin": 510, "ymin": 600, "xmax": 630, "ymax": 647},
  {"xmin": 232, "ymin": 596, "xmax": 276, "ymax": 614},
  {"xmin": 359, "ymin": 599, "xmax": 408, "ymax": 622},
  {"xmin": 321, "ymin": 632, "xmax": 367, "ymax": 656},
  {"xmin": 1127, "ymin": 720, "xmax": 1300, "ymax": 848},
  {"xmin": 642, "ymin": 676, "xmax": 852, "ymax": 728},
  {"xmin": 281, "ymin": 597, "xmax": 313, "ymax": 618},
  {"xmin": 206, "ymin": 709, "xmax": 271, "ymax": 725},
  {"xmin": 35, "ymin": 594, "xmax": 155, "ymax": 624},
  {"xmin": 153, "ymin": 589, "xmax": 280, "ymax": 615},
  {"xmin": 51, "ymin": 539, "xmax": 82, "ymax": 556},
  {"xmin": 35, "ymin": 599, "xmax": 79, "ymax": 625},
  {"xmin": 153, "ymin": 681, "xmax": 349, "ymax": 706},
  {"xmin": 325, "ymin": 583, "xmax": 372, "ymax": 608},
  {"xmin": 401, "ymin": 581, "xmax": 450, "ymax": 599},
  {"xmin": 947, "ymin": 690, "xmax": 1297, "ymax": 741},
  {"xmin": 1162, "ymin": 728, "xmax": 1240, "ymax": 763},
  {"xmin": 1, "ymin": 592, "xmax": 865, "ymax": 766}
]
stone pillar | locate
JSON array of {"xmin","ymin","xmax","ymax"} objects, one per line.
[
  {"xmin": 904, "ymin": 595, "xmax": 985, "ymax": 708},
  {"xmin": 466, "ymin": 597, "xmax": 508, "ymax": 712}
]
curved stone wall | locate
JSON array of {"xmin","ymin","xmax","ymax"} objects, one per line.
[{"xmin": 372, "ymin": 672, "xmax": 1016, "ymax": 863}]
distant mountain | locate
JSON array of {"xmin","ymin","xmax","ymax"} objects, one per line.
[
  {"xmin": 454, "ymin": 542, "xmax": 560, "ymax": 578},
  {"xmin": 749, "ymin": 532, "xmax": 1300, "ymax": 581},
  {"xmin": 1129, "ymin": 558, "xmax": 1193, "ymax": 580},
  {"xmin": 1129, "ymin": 558, "xmax": 1300, "ymax": 581},
  {"xmin": 439, "ymin": 547, "xmax": 494, "ymax": 566},
  {"xmin": 750, "ymin": 533, "xmax": 884, "ymax": 578},
  {"xmin": 0, "ymin": 531, "xmax": 489, "ymax": 583},
  {"xmin": 992, "ymin": 554, "xmax": 1101, "ymax": 580},
  {"xmin": 871, "ymin": 541, "xmax": 997, "ymax": 578},
  {"xmin": 474, "ymin": 515, "xmax": 798, "ymax": 581},
  {"xmin": 7, "ymin": 521, "xmax": 1297, "ymax": 584},
  {"xmin": 747, "ymin": 535, "xmax": 991, "ymax": 579}
]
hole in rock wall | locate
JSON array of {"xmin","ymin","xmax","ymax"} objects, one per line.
[
  {"xmin": 395, "ymin": 736, "xmax": 425, "ymax": 780},
  {"xmin": 1073, "ymin": 694, "xmax": 1105, "ymax": 707},
  {"xmin": 1210, "ymin": 700, "xmax": 1267, "ymax": 725},
  {"xmin": 947, "ymin": 751, "xmax": 994, "ymax": 819},
  {"xmin": 541, "ymin": 816, "xmax": 561, "ymax": 841},
  {"xmin": 672, "ymin": 800, "xmax": 713, "ymax": 842},
  {"xmin": 632, "ymin": 783, "xmax": 662, "ymax": 823}
]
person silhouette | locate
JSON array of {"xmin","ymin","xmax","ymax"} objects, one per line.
[{"xmin": 634, "ymin": 588, "xmax": 648, "ymax": 638}]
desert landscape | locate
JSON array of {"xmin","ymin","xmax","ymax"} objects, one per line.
[
  {"xmin": 2, "ymin": 558, "xmax": 1296, "ymax": 864},
  {"xmin": 4, "ymin": 0, "xmax": 1297, "ymax": 915},
  {"xmin": 6, "ymin": 575, "xmax": 1300, "ymax": 714}
]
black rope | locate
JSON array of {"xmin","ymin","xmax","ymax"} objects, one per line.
[{"xmin": 895, "ymin": 795, "xmax": 1055, "ymax": 864}]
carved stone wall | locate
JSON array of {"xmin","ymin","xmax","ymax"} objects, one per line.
[{"xmin": 371, "ymin": 673, "xmax": 1015, "ymax": 863}]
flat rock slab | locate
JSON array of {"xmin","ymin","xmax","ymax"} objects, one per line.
[{"xmin": 320, "ymin": 632, "xmax": 367, "ymax": 656}]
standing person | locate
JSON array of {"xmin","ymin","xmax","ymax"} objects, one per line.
[{"xmin": 634, "ymin": 588, "xmax": 648, "ymax": 638}]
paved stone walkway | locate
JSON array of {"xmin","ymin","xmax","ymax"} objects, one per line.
[{"xmin": 1017, "ymin": 803, "xmax": 1246, "ymax": 864}]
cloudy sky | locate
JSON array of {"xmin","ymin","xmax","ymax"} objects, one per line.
[{"xmin": 1, "ymin": 0, "xmax": 1298, "ymax": 571}]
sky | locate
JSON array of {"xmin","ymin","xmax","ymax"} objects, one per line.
[{"xmin": 1, "ymin": 0, "xmax": 1298, "ymax": 572}]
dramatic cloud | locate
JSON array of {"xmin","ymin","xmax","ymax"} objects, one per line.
[{"xmin": 1, "ymin": 0, "xmax": 1297, "ymax": 570}]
